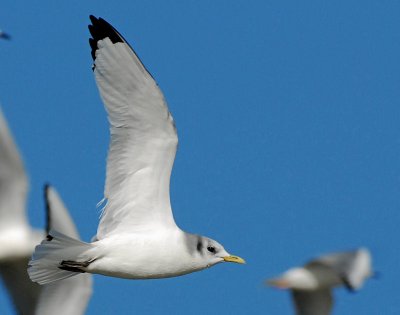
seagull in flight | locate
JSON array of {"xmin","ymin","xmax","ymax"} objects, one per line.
[
  {"xmin": 0, "ymin": 108, "xmax": 92, "ymax": 314},
  {"xmin": 266, "ymin": 248, "xmax": 373, "ymax": 315},
  {"xmin": 28, "ymin": 15, "xmax": 244, "ymax": 285},
  {"xmin": 0, "ymin": 107, "xmax": 43, "ymax": 314}
]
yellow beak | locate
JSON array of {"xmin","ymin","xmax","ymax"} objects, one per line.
[{"xmin": 223, "ymin": 255, "xmax": 246, "ymax": 264}]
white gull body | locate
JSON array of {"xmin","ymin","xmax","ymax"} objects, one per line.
[{"xmin": 28, "ymin": 15, "xmax": 244, "ymax": 285}]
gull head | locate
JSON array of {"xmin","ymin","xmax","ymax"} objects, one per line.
[
  {"xmin": 190, "ymin": 235, "xmax": 245, "ymax": 268},
  {"xmin": 267, "ymin": 267, "xmax": 318, "ymax": 290}
]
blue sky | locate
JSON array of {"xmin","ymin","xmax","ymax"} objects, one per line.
[{"xmin": 0, "ymin": 1, "xmax": 399, "ymax": 314}]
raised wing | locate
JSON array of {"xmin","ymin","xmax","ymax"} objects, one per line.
[
  {"xmin": 88, "ymin": 16, "xmax": 178, "ymax": 238},
  {"xmin": 292, "ymin": 289, "xmax": 333, "ymax": 315},
  {"xmin": 44, "ymin": 184, "xmax": 79, "ymax": 236},
  {"xmin": 35, "ymin": 185, "xmax": 92, "ymax": 315},
  {"xmin": 0, "ymin": 107, "xmax": 29, "ymax": 231},
  {"xmin": 313, "ymin": 248, "xmax": 372, "ymax": 290}
]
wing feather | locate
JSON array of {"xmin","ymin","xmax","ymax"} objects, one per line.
[
  {"xmin": 312, "ymin": 248, "xmax": 372, "ymax": 290},
  {"xmin": 0, "ymin": 258, "xmax": 42, "ymax": 315},
  {"xmin": 36, "ymin": 185, "xmax": 92, "ymax": 315},
  {"xmin": 88, "ymin": 16, "xmax": 178, "ymax": 238},
  {"xmin": 292, "ymin": 289, "xmax": 333, "ymax": 315},
  {"xmin": 0, "ymin": 108, "xmax": 29, "ymax": 230}
]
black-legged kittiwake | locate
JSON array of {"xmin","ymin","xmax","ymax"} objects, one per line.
[{"xmin": 28, "ymin": 15, "xmax": 244, "ymax": 285}]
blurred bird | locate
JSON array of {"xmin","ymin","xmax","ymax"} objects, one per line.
[
  {"xmin": 266, "ymin": 248, "xmax": 373, "ymax": 315},
  {"xmin": 0, "ymin": 30, "xmax": 11, "ymax": 40},
  {"xmin": 35, "ymin": 185, "xmax": 92, "ymax": 315},
  {"xmin": 0, "ymin": 108, "xmax": 92, "ymax": 314},
  {"xmin": 0, "ymin": 107, "xmax": 44, "ymax": 314},
  {"xmin": 28, "ymin": 15, "xmax": 244, "ymax": 285}
]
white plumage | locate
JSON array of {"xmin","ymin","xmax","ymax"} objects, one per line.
[
  {"xmin": 28, "ymin": 15, "xmax": 244, "ymax": 285},
  {"xmin": 0, "ymin": 107, "xmax": 44, "ymax": 315},
  {"xmin": 94, "ymin": 32, "xmax": 178, "ymax": 237}
]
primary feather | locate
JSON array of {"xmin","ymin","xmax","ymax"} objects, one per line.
[{"xmin": 89, "ymin": 16, "xmax": 178, "ymax": 238}]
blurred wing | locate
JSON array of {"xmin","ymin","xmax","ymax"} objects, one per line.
[
  {"xmin": 0, "ymin": 257, "xmax": 42, "ymax": 315},
  {"xmin": 314, "ymin": 248, "xmax": 372, "ymax": 290},
  {"xmin": 345, "ymin": 248, "xmax": 372, "ymax": 289},
  {"xmin": 292, "ymin": 289, "xmax": 333, "ymax": 315},
  {"xmin": 44, "ymin": 184, "xmax": 79, "ymax": 237},
  {"xmin": 35, "ymin": 275, "xmax": 92, "ymax": 315},
  {"xmin": 35, "ymin": 185, "xmax": 92, "ymax": 315},
  {"xmin": 88, "ymin": 16, "xmax": 178, "ymax": 238},
  {"xmin": 0, "ymin": 108, "xmax": 29, "ymax": 230}
]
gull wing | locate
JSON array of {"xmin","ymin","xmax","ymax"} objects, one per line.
[
  {"xmin": 43, "ymin": 184, "xmax": 79, "ymax": 236},
  {"xmin": 0, "ymin": 257, "xmax": 42, "ymax": 315},
  {"xmin": 292, "ymin": 289, "xmax": 333, "ymax": 315},
  {"xmin": 0, "ymin": 108, "xmax": 29, "ymax": 231},
  {"xmin": 35, "ymin": 185, "xmax": 92, "ymax": 315},
  {"xmin": 313, "ymin": 248, "xmax": 372, "ymax": 290},
  {"xmin": 88, "ymin": 16, "xmax": 178, "ymax": 239},
  {"xmin": 0, "ymin": 108, "xmax": 41, "ymax": 315}
]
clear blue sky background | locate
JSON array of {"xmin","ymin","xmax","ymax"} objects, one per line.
[{"xmin": 0, "ymin": 1, "xmax": 399, "ymax": 314}]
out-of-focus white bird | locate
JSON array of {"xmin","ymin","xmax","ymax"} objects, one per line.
[
  {"xmin": 28, "ymin": 15, "xmax": 244, "ymax": 285},
  {"xmin": 0, "ymin": 108, "xmax": 92, "ymax": 314},
  {"xmin": 0, "ymin": 107, "xmax": 44, "ymax": 314},
  {"xmin": 35, "ymin": 185, "xmax": 92, "ymax": 315},
  {"xmin": 267, "ymin": 248, "xmax": 373, "ymax": 315}
]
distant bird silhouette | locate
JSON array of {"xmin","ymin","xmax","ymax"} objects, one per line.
[
  {"xmin": 0, "ymin": 30, "xmax": 11, "ymax": 40},
  {"xmin": 266, "ymin": 248, "xmax": 373, "ymax": 315}
]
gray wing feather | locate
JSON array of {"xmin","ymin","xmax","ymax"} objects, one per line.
[
  {"xmin": 312, "ymin": 248, "xmax": 372, "ymax": 290},
  {"xmin": 0, "ymin": 258, "xmax": 42, "ymax": 315},
  {"xmin": 0, "ymin": 108, "xmax": 29, "ymax": 230},
  {"xmin": 35, "ymin": 186, "xmax": 92, "ymax": 315},
  {"xmin": 292, "ymin": 289, "xmax": 333, "ymax": 315},
  {"xmin": 35, "ymin": 275, "xmax": 92, "ymax": 315},
  {"xmin": 89, "ymin": 16, "xmax": 178, "ymax": 238},
  {"xmin": 44, "ymin": 185, "xmax": 79, "ymax": 237}
]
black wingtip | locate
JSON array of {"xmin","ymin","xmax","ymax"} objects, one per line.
[
  {"xmin": 87, "ymin": 15, "xmax": 156, "ymax": 79},
  {"xmin": 88, "ymin": 15, "xmax": 124, "ymax": 63},
  {"xmin": 340, "ymin": 275, "xmax": 356, "ymax": 292},
  {"xmin": 44, "ymin": 182, "xmax": 52, "ymax": 234}
]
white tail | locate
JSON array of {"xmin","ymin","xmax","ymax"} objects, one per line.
[{"xmin": 28, "ymin": 230, "xmax": 94, "ymax": 285}]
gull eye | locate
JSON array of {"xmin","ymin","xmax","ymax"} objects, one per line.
[{"xmin": 207, "ymin": 246, "xmax": 216, "ymax": 253}]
